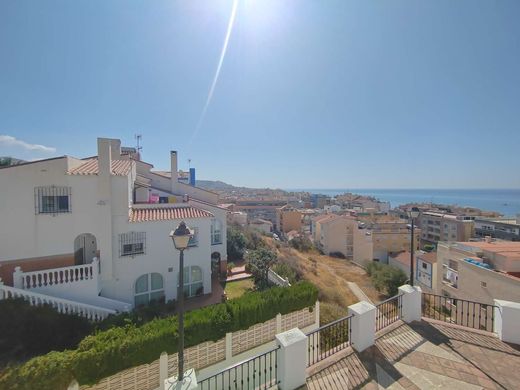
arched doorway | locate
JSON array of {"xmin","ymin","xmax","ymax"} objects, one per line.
[
  {"xmin": 211, "ymin": 252, "xmax": 221, "ymax": 278},
  {"xmin": 74, "ymin": 233, "xmax": 97, "ymax": 265}
]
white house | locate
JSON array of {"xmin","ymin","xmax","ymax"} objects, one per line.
[{"xmin": 0, "ymin": 138, "xmax": 227, "ymax": 313}]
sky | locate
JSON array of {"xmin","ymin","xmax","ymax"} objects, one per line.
[{"xmin": 1, "ymin": 0, "xmax": 519, "ymax": 189}]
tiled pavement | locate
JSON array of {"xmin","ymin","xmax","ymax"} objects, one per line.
[{"xmin": 304, "ymin": 319, "xmax": 520, "ymax": 389}]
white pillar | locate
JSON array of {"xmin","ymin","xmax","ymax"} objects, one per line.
[
  {"xmin": 225, "ymin": 332, "xmax": 233, "ymax": 360},
  {"xmin": 13, "ymin": 266, "xmax": 23, "ymax": 289},
  {"xmin": 348, "ymin": 301, "xmax": 376, "ymax": 352},
  {"xmin": 159, "ymin": 352, "xmax": 168, "ymax": 390},
  {"xmin": 276, "ymin": 328, "xmax": 307, "ymax": 390},
  {"xmin": 494, "ymin": 299, "xmax": 520, "ymax": 345},
  {"xmin": 398, "ymin": 284, "xmax": 422, "ymax": 323},
  {"xmin": 67, "ymin": 380, "xmax": 79, "ymax": 390}
]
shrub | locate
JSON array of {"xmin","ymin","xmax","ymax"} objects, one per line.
[
  {"xmin": 0, "ymin": 299, "xmax": 93, "ymax": 368},
  {"xmin": 272, "ymin": 262, "xmax": 299, "ymax": 284},
  {"xmin": 289, "ymin": 236, "xmax": 313, "ymax": 252},
  {"xmin": 366, "ymin": 262, "xmax": 407, "ymax": 296},
  {"xmin": 227, "ymin": 227, "xmax": 247, "ymax": 261},
  {"xmin": 1, "ymin": 282, "xmax": 318, "ymax": 389}
]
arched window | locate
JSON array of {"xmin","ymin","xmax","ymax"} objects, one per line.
[
  {"xmin": 211, "ymin": 219, "xmax": 223, "ymax": 245},
  {"xmin": 178, "ymin": 266, "xmax": 203, "ymax": 298},
  {"xmin": 134, "ymin": 273, "xmax": 164, "ymax": 307}
]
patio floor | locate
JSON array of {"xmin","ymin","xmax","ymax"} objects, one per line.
[
  {"xmin": 304, "ymin": 318, "xmax": 520, "ymax": 389},
  {"xmin": 183, "ymin": 276, "xmax": 224, "ymax": 312}
]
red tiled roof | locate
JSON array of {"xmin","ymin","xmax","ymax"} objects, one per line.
[
  {"xmin": 129, "ymin": 206, "xmax": 213, "ymax": 222},
  {"xmin": 68, "ymin": 158, "xmax": 134, "ymax": 176}
]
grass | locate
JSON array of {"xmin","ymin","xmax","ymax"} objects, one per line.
[{"xmin": 224, "ymin": 278, "xmax": 255, "ymax": 300}]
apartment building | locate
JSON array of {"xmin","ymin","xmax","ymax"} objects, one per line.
[
  {"xmin": 389, "ymin": 251, "xmax": 437, "ymax": 292},
  {"xmin": 249, "ymin": 218, "xmax": 273, "ymax": 234},
  {"xmin": 436, "ymin": 239, "xmax": 520, "ymax": 305},
  {"xmin": 474, "ymin": 216, "xmax": 520, "ymax": 241},
  {"xmin": 233, "ymin": 198, "xmax": 287, "ymax": 225},
  {"xmin": 310, "ymin": 194, "xmax": 330, "ymax": 209},
  {"xmin": 313, "ymin": 215, "xmax": 356, "ymax": 258},
  {"xmin": 419, "ymin": 211, "xmax": 474, "ymax": 246},
  {"xmin": 275, "ymin": 205, "xmax": 302, "ymax": 233},
  {"xmin": 0, "ymin": 138, "xmax": 227, "ymax": 310},
  {"xmin": 353, "ymin": 221, "xmax": 420, "ymax": 267}
]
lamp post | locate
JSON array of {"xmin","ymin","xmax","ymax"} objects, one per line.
[
  {"xmin": 408, "ymin": 207, "xmax": 420, "ymax": 286},
  {"xmin": 169, "ymin": 221, "xmax": 193, "ymax": 382}
]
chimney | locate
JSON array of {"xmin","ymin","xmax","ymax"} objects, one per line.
[
  {"xmin": 170, "ymin": 151, "xmax": 178, "ymax": 193},
  {"xmin": 97, "ymin": 138, "xmax": 112, "ymax": 176},
  {"xmin": 110, "ymin": 139, "xmax": 121, "ymax": 160}
]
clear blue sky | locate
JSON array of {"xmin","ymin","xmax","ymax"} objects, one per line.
[{"xmin": 1, "ymin": 0, "xmax": 519, "ymax": 189}]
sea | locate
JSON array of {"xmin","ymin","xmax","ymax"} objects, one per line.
[{"xmin": 286, "ymin": 189, "xmax": 520, "ymax": 217}]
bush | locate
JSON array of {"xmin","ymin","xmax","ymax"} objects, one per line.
[
  {"xmin": 289, "ymin": 236, "xmax": 313, "ymax": 252},
  {"xmin": 329, "ymin": 251, "xmax": 346, "ymax": 259},
  {"xmin": 272, "ymin": 263, "xmax": 299, "ymax": 284},
  {"xmin": 366, "ymin": 262, "xmax": 407, "ymax": 296},
  {"xmin": 227, "ymin": 226, "xmax": 247, "ymax": 261},
  {"xmin": 1, "ymin": 282, "xmax": 318, "ymax": 389},
  {"xmin": 0, "ymin": 299, "xmax": 93, "ymax": 368}
]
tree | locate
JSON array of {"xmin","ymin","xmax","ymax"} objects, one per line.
[
  {"xmin": 289, "ymin": 236, "xmax": 313, "ymax": 252},
  {"xmin": 367, "ymin": 262, "xmax": 407, "ymax": 296},
  {"xmin": 227, "ymin": 227, "xmax": 247, "ymax": 261},
  {"xmin": 245, "ymin": 248, "xmax": 278, "ymax": 288}
]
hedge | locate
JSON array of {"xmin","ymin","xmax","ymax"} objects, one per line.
[{"xmin": 0, "ymin": 281, "xmax": 318, "ymax": 390}]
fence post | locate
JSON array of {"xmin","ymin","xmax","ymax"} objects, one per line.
[
  {"xmin": 494, "ymin": 299, "xmax": 520, "ymax": 345},
  {"xmin": 276, "ymin": 328, "xmax": 307, "ymax": 390},
  {"xmin": 314, "ymin": 301, "xmax": 320, "ymax": 328},
  {"xmin": 276, "ymin": 313, "xmax": 282, "ymax": 334},
  {"xmin": 67, "ymin": 380, "xmax": 79, "ymax": 390},
  {"xmin": 348, "ymin": 301, "xmax": 376, "ymax": 352},
  {"xmin": 398, "ymin": 285, "xmax": 422, "ymax": 323},
  {"xmin": 0, "ymin": 278, "xmax": 4, "ymax": 300},
  {"xmin": 13, "ymin": 266, "xmax": 23, "ymax": 289},
  {"xmin": 225, "ymin": 332, "xmax": 233, "ymax": 361},
  {"xmin": 159, "ymin": 352, "xmax": 168, "ymax": 390}
]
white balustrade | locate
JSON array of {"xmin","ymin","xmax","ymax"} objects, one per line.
[
  {"xmin": 14, "ymin": 258, "xmax": 100, "ymax": 290},
  {"xmin": 0, "ymin": 280, "xmax": 115, "ymax": 321}
]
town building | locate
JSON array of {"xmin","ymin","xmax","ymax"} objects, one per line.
[
  {"xmin": 275, "ymin": 205, "xmax": 302, "ymax": 233},
  {"xmin": 474, "ymin": 216, "xmax": 520, "ymax": 241},
  {"xmin": 228, "ymin": 211, "xmax": 248, "ymax": 226},
  {"xmin": 353, "ymin": 221, "xmax": 420, "ymax": 267},
  {"xmin": 310, "ymin": 194, "xmax": 330, "ymax": 209},
  {"xmin": 313, "ymin": 215, "xmax": 356, "ymax": 258},
  {"xmin": 0, "ymin": 138, "xmax": 227, "ymax": 311},
  {"xmin": 419, "ymin": 211, "xmax": 474, "ymax": 246},
  {"xmin": 232, "ymin": 198, "xmax": 287, "ymax": 225},
  {"xmin": 436, "ymin": 239, "xmax": 520, "ymax": 305},
  {"xmin": 249, "ymin": 218, "xmax": 273, "ymax": 234},
  {"xmin": 388, "ymin": 251, "xmax": 437, "ymax": 292}
]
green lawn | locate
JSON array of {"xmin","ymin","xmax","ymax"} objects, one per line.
[{"xmin": 225, "ymin": 279, "xmax": 255, "ymax": 300}]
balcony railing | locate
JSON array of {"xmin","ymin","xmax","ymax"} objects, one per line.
[
  {"xmin": 306, "ymin": 314, "xmax": 352, "ymax": 366},
  {"xmin": 375, "ymin": 294, "xmax": 403, "ymax": 332},
  {"xmin": 422, "ymin": 293, "xmax": 496, "ymax": 332},
  {"xmin": 198, "ymin": 346, "xmax": 279, "ymax": 390}
]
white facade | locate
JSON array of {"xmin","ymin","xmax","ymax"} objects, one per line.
[{"xmin": 0, "ymin": 138, "xmax": 227, "ymax": 310}]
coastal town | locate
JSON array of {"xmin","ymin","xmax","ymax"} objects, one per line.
[{"xmin": 1, "ymin": 1, "xmax": 520, "ymax": 389}]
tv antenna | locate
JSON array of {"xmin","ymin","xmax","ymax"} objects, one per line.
[
  {"xmin": 188, "ymin": 158, "xmax": 191, "ymax": 169},
  {"xmin": 135, "ymin": 134, "xmax": 143, "ymax": 155}
]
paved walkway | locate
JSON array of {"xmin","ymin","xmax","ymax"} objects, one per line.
[
  {"xmin": 346, "ymin": 281, "xmax": 373, "ymax": 304},
  {"xmin": 305, "ymin": 319, "xmax": 520, "ymax": 389}
]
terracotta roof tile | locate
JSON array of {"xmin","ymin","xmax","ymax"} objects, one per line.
[
  {"xmin": 68, "ymin": 158, "xmax": 134, "ymax": 176},
  {"xmin": 129, "ymin": 206, "xmax": 213, "ymax": 222}
]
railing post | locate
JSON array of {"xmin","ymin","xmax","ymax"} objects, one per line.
[
  {"xmin": 314, "ymin": 301, "xmax": 320, "ymax": 328},
  {"xmin": 13, "ymin": 266, "xmax": 23, "ymax": 289},
  {"xmin": 398, "ymin": 285, "xmax": 422, "ymax": 323},
  {"xmin": 494, "ymin": 299, "xmax": 520, "ymax": 345},
  {"xmin": 276, "ymin": 328, "xmax": 307, "ymax": 390},
  {"xmin": 92, "ymin": 257, "xmax": 100, "ymax": 292},
  {"xmin": 159, "ymin": 352, "xmax": 168, "ymax": 390},
  {"xmin": 348, "ymin": 301, "xmax": 376, "ymax": 352}
]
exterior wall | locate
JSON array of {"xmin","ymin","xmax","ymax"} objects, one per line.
[
  {"xmin": 0, "ymin": 253, "xmax": 75, "ymax": 286},
  {"xmin": 388, "ymin": 257, "xmax": 409, "ymax": 275},
  {"xmin": 353, "ymin": 226, "xmax": 374, "ymax": 267},
  {"xmin": 415, "ymin": 257, "xmax": 436, "ymax": 292},
  {"xmin": 249, "ymin": 221, "xmax": 272, "ymax": 234},
  {"xmin": 319, "ymin": 217, "xmax": 355, "ymax": 258},
  {"xmin": 436, "ymin": 243, "xmax": 520, "ymax": 305},
  {"xmin": 278, "ymin": 210, "xmax": 302, "ymax": 233},
  {"xmin": 475, "ymin": 219, "xmax": 520, "ymax": 241}
]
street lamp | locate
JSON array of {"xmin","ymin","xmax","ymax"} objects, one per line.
[
  {"xmin": 169, "ymin": 221, "xmax": 193, "ymax": 382},
  {"xmin": 408, "ymin": 207, "xmax": 420, "ymax": 286}
]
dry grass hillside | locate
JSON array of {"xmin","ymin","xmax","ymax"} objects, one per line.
[{"xmin": 264, "ymin": 238, "xmax": 384, "ymax": 324}]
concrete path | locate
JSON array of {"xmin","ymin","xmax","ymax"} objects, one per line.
[{"xmin": 347, "ymin": 281, "xmax": 373, "ymax": 304}]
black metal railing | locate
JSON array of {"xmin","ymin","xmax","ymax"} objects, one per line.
[
  {"xmin": 422, "ymin": 293, "xmax": 496, "ymax": 332},
  {"xmin": 198, "ymin": 346, "xmax": 279, "ymax": 390},
  {"xmin": 375, "ymin": 294, "xmax": 403, "ymax": 332},
  {"xmin": 306, "ymin": 314, "xmax": 352, "ymax": 366}
]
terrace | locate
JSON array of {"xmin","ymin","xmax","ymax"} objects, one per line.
[{"xmin": 197, "ymin": 287, "xmax": 520, "ymax": 390}]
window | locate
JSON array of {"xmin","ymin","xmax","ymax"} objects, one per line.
[
  {"xmin": 188, "ymin": 227, "xmax": 199, "ymax": 247},
  {"xmin": 119, "ymin": 232, "xmax": 146, "ymax": 256},
  {"xmin": 134, "ymin": 273, "xmax": 164, "ymax": 306},
  {"xmin": 35, "ymin": 186, "xmax": 71, "ymax": 214},
  {"xmin": 178, "ymin": 266, "xmax": 203, "ymax": 298},
  {"xmin": 211, "ymin": 219, "xmax": 223, "ymax": 245},
  {"xmin": 422, "ymin": 262, "xmax": 428, "ymax": 270}
]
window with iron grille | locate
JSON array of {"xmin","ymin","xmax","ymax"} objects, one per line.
[
  {"xmin": 119, "ymin": 232, "xmax": 146, "ymax": 257},
  {"xmin": 35, "ymin": 186, "xmax": 72, "ymax": 214},
  {"xmin": 211, "ymin": 219, "xmax": 222, "ymax": 245}
]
